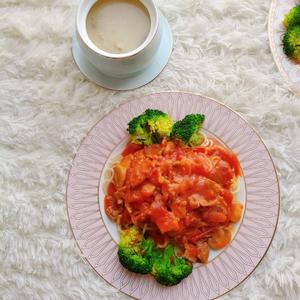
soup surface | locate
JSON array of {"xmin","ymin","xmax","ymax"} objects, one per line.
[{"xmin": 86, "ymin": 0, "xmax": 151, "ymax": 54}]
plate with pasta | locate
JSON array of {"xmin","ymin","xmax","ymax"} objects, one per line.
[{"xmin": 67, "ymin": 92, "xmax": 279, "ymax": 300}]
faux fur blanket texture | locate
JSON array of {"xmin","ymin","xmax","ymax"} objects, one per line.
[{"xmin": 0, "ymin": 0, "xmax": 299, "ymax": 299}]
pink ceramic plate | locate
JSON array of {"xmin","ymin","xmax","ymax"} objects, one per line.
[
  {"xmin": 66, "ymin": 92, "xmax": 279, "ymax": 300},
  {"xmin": 269, "ymin": 0, "xmax": 300, "ymax": 95}
]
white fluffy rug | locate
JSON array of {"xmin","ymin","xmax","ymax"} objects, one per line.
[{"xmin": 1, "ymin": 0, "xmax": 299, "ymax": 299}]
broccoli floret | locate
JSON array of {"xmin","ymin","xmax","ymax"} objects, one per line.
[
  {"xmin": 118, "ymin": 226, "xmax": 155, "ymax": 274},
  {"xmin": 283, "ymin": 5, "xmax": 300, "ymax": 28},
  {"xmin": 170, "ymin": 114, "xmax": 205, "ymax": 146},
  {"xmin": 152, "ymin": 244, "xmax": 193, "ymax": 286},
  {"xmin": 118, "ymin": 247, "xmax": 152, "ymax": 274},
  {"xmin": 118, "ymin": 227, "xmax": 194, "ymax": 284},
  {"xmin": 145, "ymin": 109, "xmax": 173, "ymax": 142},
  {"xmin": 283, "ymin": 26, "xmax": 300, "ymax": 63},
  {"xmin": 127, "ymin": 113, "xmax": 152, "ymax": 145},
  {"xmin": 127, "ymin": 109, "xmax": 173, "ymax": 145}
]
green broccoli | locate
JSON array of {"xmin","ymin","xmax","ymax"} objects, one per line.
[
  {"xmin": 170, "ymin": 114, "xmax": 205, "ymax": 146},
  {"xmin": 283, "ymin": 5, "xmax": 300, "ymax": 28},
  {"xmin": 127, "ymin": 109, "xmax": 173, "ymax": 145},
  {"xmin": 152, "ymin": 244, "xmax": 193, "ymax": 286},
  {"xmin": 118, "ymin": 226, "xmax": 155, "ymax": 274},
  {"xmin": 118, "ymin": 227, "xmax": 193, "ymax": 285},
  {"xmin": 127, "ymin": 113, "xmax": 152, "ymax": 145},
  {"xmin": 283, "ymin": 26, "xmax": 300, "ymax": 63}
]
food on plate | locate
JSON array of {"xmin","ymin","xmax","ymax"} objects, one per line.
[
  {"xmin": 170, "ymin": 114, "xmax": 205, "ymax": 146},
  {"xmin": 283, "ymin": 5, "xmax": 300, "ymax": 28},
  {"xmin": 104, "ymin": 109, "xmax": 244, "ymax": 285},
  {"xmin": 283, "ymin": 26, "xmax": 300, "ymax": 63},
  {"xmin": 118, "ymin": 226, "xmax": 193, "ymax": 286},
  {"xmin": 118, "ymin": 226, "xmax": 157, "ymax": 274},
  {"xmin": 152, "ymin": 243, "xmax": 192, "ymax": 286},
  {"xmin": 282, "ymin": 5, "xmax": 300, "ymax": 63},
  {"xmin": 127, "ymin": 109, "xmax": 173, "ymax": 145}
]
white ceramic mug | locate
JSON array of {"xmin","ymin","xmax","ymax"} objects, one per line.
[{"xmin": 76, "ymin": 0, "xmax": 162, "ymax": 78}]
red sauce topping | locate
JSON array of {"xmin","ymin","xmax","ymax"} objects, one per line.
[{"xmin": 105, "ymin": 139, "xmax": 243, "ymax": 263}]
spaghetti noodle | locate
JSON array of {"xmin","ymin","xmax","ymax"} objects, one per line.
[{"xmin": 104, "ymin": 137, "xmax": 243, "ymax": 263}]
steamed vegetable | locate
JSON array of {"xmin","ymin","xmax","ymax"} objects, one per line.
[
  {"xmin": 118, "ymin": 227, "xmax": 193, "ymax": 286},
  {"xmin": 283, "ymin": 5, "xmax": 300, "ymax": 28},
  {"xmin": 282, "ymin": 26, "xmax": 300, "ymax": 63},
  {"xmin": 152, "ymin": 244, "xmax": 193, "ymax": 286},
  {"xmin": 127, "ymin": 109, "xmax": 173, "ymax": 145},
  {"xmin": 170, "ymin": 114, "xmax": 205, "ymax": 146},
  {"xmin": 118, "ymin": 226, "xmax": 155, "ymax": 274}
]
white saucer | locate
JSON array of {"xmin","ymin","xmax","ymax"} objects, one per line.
[{"xmin": 72, "ymin": 15, "xmax": 173, "ymax": 90}]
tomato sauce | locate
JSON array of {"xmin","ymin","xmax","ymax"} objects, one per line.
[{"xmin": 105, "ymin": 139, "xmax": 243, "ymax": 263}]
